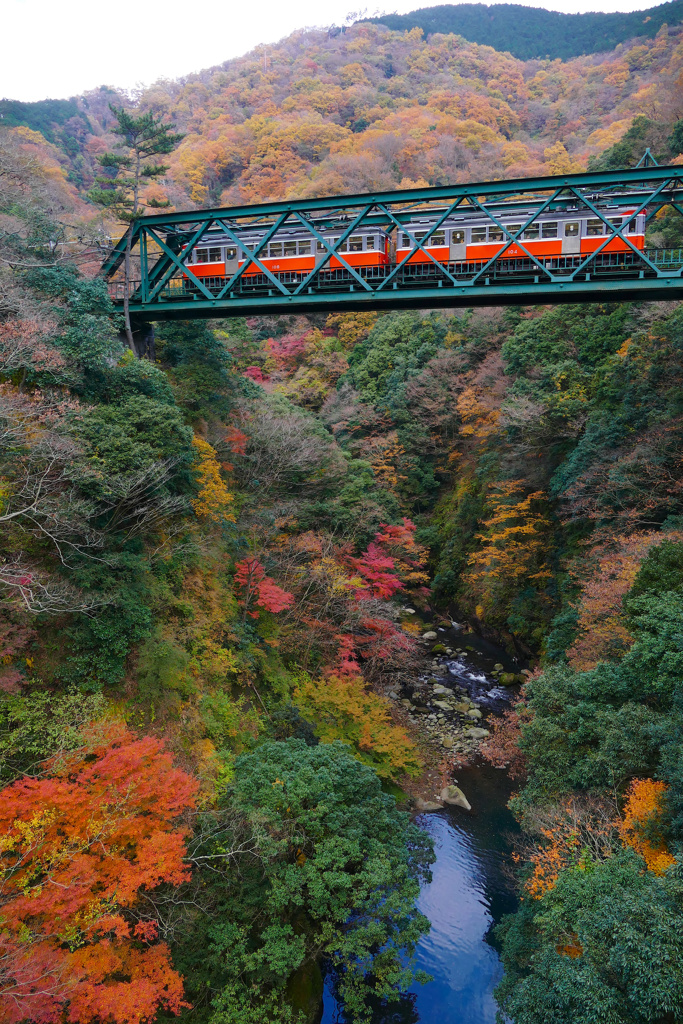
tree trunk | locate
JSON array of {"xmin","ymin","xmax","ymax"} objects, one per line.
[{"xmin": 123, "ymin": 226, "xmax": 139, "ymax": 358}]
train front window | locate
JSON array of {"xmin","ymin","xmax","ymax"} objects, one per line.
[
  {"xmin": 627, "ymin": 219, "xmax": 637, "ymax": 233},
  {"xmin": 317, "ymin": 240, "xmax": 327, "ymax": 254},
  {"xmin": 541, "ymin": 222, "xmax": 558, "ymax": 238},
  {"xmin": 195, "ymin": 248, "xmax": 209, "ymax": 263},
  {"xmin": 299, "ymin": 240, "xmax": 311, "ymax": 255},
  {"xmin": 284, "ymin": 241, "xmax": 297, "ymax": 256},
  {"xmin": 269, "ymin": 242, "xmax": 283, "ymax": 257},
  {"xmin": 226, "ymin": 247, "xmax": 237, "ymax": 261},
  {"xmin": 523, "ymin": 224, "xmax": 539, "ymax": 239},
  {"xmin": 564, "ymin": 222, "xmax": 579, "ymax": 237},
  {"xmin": 349, "ymin": 236, "xmax": 363, "ymax": 251},
  {"xmin": 451, "ymin": 230, "xmax": 465, "ymax": 245},
  {"xmin": 586, "ymin": 219, "xmax": 605, "ymax": 235},
  {"xmin": 471, "ymin": 227, "xmax": 487, "ymax": 243},
  {"xmin": 365, "ymin": 236, "xmax": 376, "ymax": 249}
]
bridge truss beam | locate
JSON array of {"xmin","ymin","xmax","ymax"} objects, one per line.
[{"xmin": 101, "ymin": 166, "xmax": 683, "ymax": 320}]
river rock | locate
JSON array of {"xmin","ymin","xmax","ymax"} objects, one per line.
[
  {"xmin": 431, "ymin": 643, "xmax": 447, "ymax": 655},
  {"xmin": 404, "ymin": 608, "xmax": 416, "ymax": 614},
  {"xmin": 493, "ymin": 663, "xmax": 504, "ymax": 671},
  {"xmin": 415, "ymin": 798, "xmax": 444, "ymax": 812},
  {"xmin": 465, "ymin": 727, "xmax": 490, "ymax": 739},
  {"xmin": 498, "ymin": 672, "xmax": 517, "ymax": 686},
  {"xmin": 422, "ymin": 631, "xmax": 438, "ymax": 640},
  {"xmin": 453, "ymin": 702, "xmax": 471, "ymax": 714},
  {"xmin": 441, "ymin": 736, "xmax": 454, "ymax": 748},
  {"xmin": 467, "ymin": 709, "xmax": 483, "ymax": 719},
  {"xmin": 440, "ymin": 785, "xmax": 472, "ymax": 811}
]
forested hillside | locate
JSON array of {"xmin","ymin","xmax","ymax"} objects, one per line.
[
  {"xmin": 2, "ymin": 10, "xmax": 683, "ymax": 1024},
  {"xmin": 367, "ymin": 1, "xmax": 683, "ymax": 61}
]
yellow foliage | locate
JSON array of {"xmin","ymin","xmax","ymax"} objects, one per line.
[
  {"xmin": 293, "ymin": 673, "xmax": 422, "ymax": 779},
  {"xmin": 191, "ymin": 436, "xmax": 235, "ymax": 523},
  {"xmin": 543, "ymin": 141, "xmax": 583, "ymax": 175}
]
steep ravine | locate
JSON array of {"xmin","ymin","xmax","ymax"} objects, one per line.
[{"xmin": 321, "ymin": 630, "xmax": 522, "ymax": 1023}]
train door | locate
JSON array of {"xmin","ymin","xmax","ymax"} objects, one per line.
[
  {"xmin": 449, "ymin": 229, "xmax": 466, "ymax": 260},
  {"xmin": 224, "ymin": 244, "xmax": 240, "ymax": 276},
  {"xmin": 562, "ymin": 220, "xmax": 581, "ymax": 255}
]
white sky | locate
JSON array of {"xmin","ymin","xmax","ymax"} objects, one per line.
[{"xmin": 2, "ymin": 0, "xmax": 666, "ymax": 103}]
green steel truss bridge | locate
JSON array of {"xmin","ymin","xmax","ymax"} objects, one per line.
[{"xmin": 101, "ymin": 165, "xmax": 683, "ymax": 323}]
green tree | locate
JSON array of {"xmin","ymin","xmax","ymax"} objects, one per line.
[
  {"xmin": 175, "ymin": 740, "xmax": 434, "ymax": 1024},
  {"xmin": 496, "ymin": 851, "xmax": 683, "ymax": 1024},
  {"xmin": 89, "ymin": 105, "xmax": 183, "ymax": 355}
]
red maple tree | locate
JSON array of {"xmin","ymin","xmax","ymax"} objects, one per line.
[
  {"xmin": 0, "ymin": 721, "xmax": 198, "ymax": 1024},
  {"xmin": 234, "ymin": 557, "xmax": 295, "ymax": 619}
]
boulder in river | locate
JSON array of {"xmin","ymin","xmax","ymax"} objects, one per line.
[
  {"xmin": 415, "ymin": 797, "xmax": 444, "ymax": 812},
  {"xmin": 422, "ymin": 631, "xmax": 438, "ymax": 640},
  {"xmin": 440, "ymin": 785, "xmax": 472, "ymax": 811},
  {"xmin": 467, "ymin": 709, "xmax": 483, "ymax": 719},
  {"xmin": 465, "ymin": 727, "xmax": 490, "ymax": 739},
  {"xmin": 498, "ymin": 672, "xmax": 517, "ymax": 686},
  {"xmin": 493, "ymin": 663, "xmax": 504, "ymax": 671},
  {"xmin": 431, "ymin": 643, "xmax": 447, "ymax": 654}
]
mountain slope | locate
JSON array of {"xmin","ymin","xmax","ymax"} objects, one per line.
[{"xmin": 366, "ymin": 1, "xmax": 683, "ymax": 60}]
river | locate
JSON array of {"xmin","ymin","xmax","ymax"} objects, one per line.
[{"xmin": 321, "ymin": 626, "xmax": 521, "ymax": 1024}]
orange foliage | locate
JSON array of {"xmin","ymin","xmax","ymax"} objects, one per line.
[
  {"xmin": 465, "ymin": 482, "xmax": 552, "ymax": 612},
  {"xmin": 567, "ymin": 532, "xmax": 683, "ymax": 670},
  {"xmin": 0, "ymin": 721, "xmax": 198, "ymax": 1024},
  {"xmin": 619, "ymin": 779, "xmax": 676, "ymax": 876}
]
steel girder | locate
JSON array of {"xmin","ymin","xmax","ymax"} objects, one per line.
[{"xmin": 101, "ymin": 165, "xmax": 683, "ymax": 319}]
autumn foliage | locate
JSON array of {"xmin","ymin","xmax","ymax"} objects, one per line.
[
  {"xmin": 293, "ymin": 672, "xmax": 422, "ymax": 779},
  {"xmin": 234, "ymin": 557, "xmax": 295, "ymax": 619},
  {"xmin": 191, "ymin": 436, "xmax": 235, "ymax": 523},
  {"xmin": 0, "ymin": 722, "xmax": 198, "ymax": 1024},
  {"xmin": 619, "ymin": 778, "xmax": 676, "ymax": 876}
]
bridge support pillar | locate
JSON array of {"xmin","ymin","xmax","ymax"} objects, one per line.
[{"xmin": 118, "ymin": 319, "xmax": 155, "ymax": 361}]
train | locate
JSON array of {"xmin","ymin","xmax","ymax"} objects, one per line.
[{"xmin": 182, "ymin": 204, "xmax": 647, "ymax": 283}]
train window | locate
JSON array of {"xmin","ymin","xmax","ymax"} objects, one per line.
[
  {"xmin": 317, "ymin": 240, "xmax": 327, "ymax": 254},
  {"xmin": 401, "ymin": 233, "xmax": 411, "ymax": 247},
  {"xmin": 335, "ymin": 238, "xmax": 348, "ymax": 253},
  {"xmin": 349, "ymin": 235, "xmax": 363, "ymax": 251},
  {"xmin": 366, "ymin": 236, "xmax": 376, "ymax": 249},
  {"xmin": 451, "ymin": 230, "xmax": 465, "ymax": 245},
  {"xmin": 627, "ymin": 219, "xmax": 637, "ymax": 233},
  {"xmin": 523, "ymin": 224, "xmax": 539, "ymax": 239},
  {"xmin": 608, "ymin": 218, "xmax": 622, "ymax": 232},
  {"xmin": 541, "ymin": 222, "xmax": 558, "ymax": 238},
  {"xmin": 428, "ymin": 230, "xmax": 446, "ymax": 246},
  {"xmin": 299, "ymin": 240, "xmax": 311, "ymax": 255},
  {"xmin": 505, "ymin": 224, "xmax": 521, "ymax": 237},
  {"xmin": 471, "ymin": 227, "xmax": 487, "ymax": 243},
  {"xmin": 564, "ymin": 222, "xmax": 580, "ymax": 237},
  {"xmin": 284, "ymin": 241, "xmax": 297, "ymax": 256},
  {"xmin": 489, "ymin": 227, "xmax": 504, "ymax": 242},
  {"xmin": 195, "ymin": 248, "xmax": 209, "ymax": 263},
  {"xmin": 208, "ymin": 248, "xmax": 221, "ymax": 262},
  {"xmin": 226, "ymin": 247, "xmax": 237, "ymax": 261},
  {"xmin": 269, "ymin": 242, "xmax": 283, "ymax": 257},
  {"xmin": 586, "ymin": 219, "xmax": 605, "ymax": 235}
]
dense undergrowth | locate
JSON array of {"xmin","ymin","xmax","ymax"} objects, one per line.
[{"xmin": 3, "ymin": 10, "xmax": 683, "ymax": 1022}]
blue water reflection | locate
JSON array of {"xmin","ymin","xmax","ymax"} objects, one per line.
[{"xmin": 321, "ymin": 764, "xmax": 519, "ymax": 1024}]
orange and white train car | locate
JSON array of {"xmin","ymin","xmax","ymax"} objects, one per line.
[
  {"xmin": 395, "ymin": 208, "xmax": 646, "ymax": 266},
  {"xmin": 183, "ymin": 226, "xmax": 392, "ymax": 280}
]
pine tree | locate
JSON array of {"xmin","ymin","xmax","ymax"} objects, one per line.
[{"xmin": 89, "ymin": 105, "xmax": 183, "ymax": 356}]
